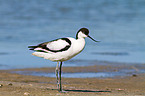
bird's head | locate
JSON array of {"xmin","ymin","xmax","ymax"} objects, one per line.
[{"xmin": 76, "ymin": 28, "xmax": 100, "ymax": 42}]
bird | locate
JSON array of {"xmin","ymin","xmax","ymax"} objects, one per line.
[{"xmin": 28, "ymin": 28, "xmax": 100, "ymax": 92}]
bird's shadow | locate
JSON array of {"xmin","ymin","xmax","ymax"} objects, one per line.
[
  {"xmin": 64, "ymin": 89, "xmax": 111, "ymax": 93},
  {"xmin": 50, "ymin": 89, "xmax": 111, "ymax": 93}
]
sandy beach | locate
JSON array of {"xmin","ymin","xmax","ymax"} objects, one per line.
[{"xmin": 0, "ymin": 62, "xmax": 145, "ymax": 96}]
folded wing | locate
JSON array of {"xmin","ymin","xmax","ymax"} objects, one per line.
[{"xmin": 28, "ymin": 38, "xmax": 71, "ymax": 53}]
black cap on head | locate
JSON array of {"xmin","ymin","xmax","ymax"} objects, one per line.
[
  {"xmin": 76, "ymin": 28, "xmax": 89, "ymax": 39},
  {"xmin": 79, "ymin": 28, "xmax": 89, "ymax": 35}
]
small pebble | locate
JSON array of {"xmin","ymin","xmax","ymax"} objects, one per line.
[
  {"xmin": 88, "ymin": 82, "xmax": 92, "ymax": 85},
  {"xmin": 8, "ymin": 83, "xmax": 13, "ymax": 86},
  {"xmin": 28, "ymin": 84, "xmax": 33, "ymax": 86},
  {"xmin": 106, "ymin": 88, "xmax": 109, "ymax": 90},
  {"xmin": 117, "ymin": 88, "xmax": 124, "ymax": 91},
  {"xmin": 0, "ymin": 84, "xmax": 3, "ymax": 88},
  {"xmin": 24, "ymin": 92, "xmax": 30, "ymax": 96}
]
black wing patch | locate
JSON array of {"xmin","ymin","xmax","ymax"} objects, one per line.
[{"xmin": 28, "ymin": 38, "xmax": 72, "ymax": 53}]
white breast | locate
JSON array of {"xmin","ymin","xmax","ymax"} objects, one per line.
[{"xmin": 70, "ymin": 37, "xmax": 86, "ymax": 57}]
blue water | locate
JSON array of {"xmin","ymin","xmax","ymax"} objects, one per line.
[
  {"xmin": 12, "ymin": 68, "xmax": 145, "ymax": 78},
  {"xmin": 13, "ymin": 71, "xmax": 127, "ymax": 78},
  {"xmin": 0, "ymin": 0, "xmax": 145, "ymax": 69}
]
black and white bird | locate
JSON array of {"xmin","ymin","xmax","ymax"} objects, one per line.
[{"xmin": 28, "ymin": 28, "xmax": 100, "ymax": 92}]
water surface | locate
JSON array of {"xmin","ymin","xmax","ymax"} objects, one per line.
[{"xmin": 0, "ymin": 0, "xmax": 145, "ymax": 69}]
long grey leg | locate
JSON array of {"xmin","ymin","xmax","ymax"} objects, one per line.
[
  {"xmin": 59, "ymin": 62, "xmax": 62, "ymax": 92},
  {"xmin": 55, "ymin": 61, "xmax": 59, "ymax": 89}
]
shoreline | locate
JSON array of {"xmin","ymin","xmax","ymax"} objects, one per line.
[
  {"xmin": 0, "ymin": 63, "xmax": 145, "ymax": 96},
  {"xmin": 6, "ymin": 61, "xmax": 145, "ymax": 78}
]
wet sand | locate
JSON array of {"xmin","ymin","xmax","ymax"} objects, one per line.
[{"xmin": 0, "ymin": 63, "xmax": 145, "ymax": 96}]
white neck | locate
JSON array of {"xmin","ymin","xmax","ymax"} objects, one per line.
[
  {"xmin": 77, "ymin": 31, "xmax": 87, "ymax": 39},
  {"xmin": 73, "ymin": 38, "xmax": 86, "ymax": 55}
]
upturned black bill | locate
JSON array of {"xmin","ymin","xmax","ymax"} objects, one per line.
[{"xmin": 88, "ymin": 35, "xmax": 100, "ymax": 42}]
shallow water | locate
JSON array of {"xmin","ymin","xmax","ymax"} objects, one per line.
[
  {"xmin": 0, "ymin": 0, "xmax": 145, "ymax": 70},
  {"xmin": 12, "ymin": 68, "xmax": 145, "ymax": 78},
  {"xmin": 13, "ymin": 71, "xmax": 125, "ymax": 78}
]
